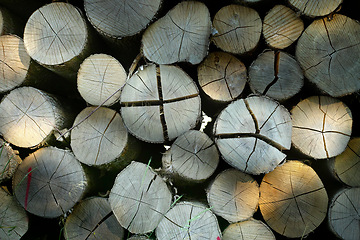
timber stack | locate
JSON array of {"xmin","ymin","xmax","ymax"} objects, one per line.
[{"xmin": 0, "ymin": 0, "xmax": 359, "ymax": 240}]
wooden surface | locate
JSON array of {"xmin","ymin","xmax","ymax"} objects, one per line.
[
  {"xmin": 197, "ymin": 51, "xmax": 247, "ymax": 102},
  {"xmin": 77, "ymin": 54, "xmax": 127, "ymax": 106},
  {"xmin": 64, "ymin": 197, "xmax": 124, "ymax": 240},
  {"xmin": 0, "ymin": 87, "xmax": 68, "ymax": 148},
  {"xmin": 296, "ymin": 14, "xmax": 360, "ymax": 97},
  {"xmin": 0, "ymin": 139, "xmax": 22, "ymax": 184},
  {"xmin": 328, "ymin": 187, "xmax": 360, "ymax": 240},
  {"xmin": 0, "ymin": 187, "xmax": 28, "ymax": 240},
  {"xmin": 84, "ymin": 0, "xmax": 161, "ymax": 38},
  {"xmin": 291, "ymin": 95, "xmax": 352, "ymax": 159},
  {"xmin": 155, "ymin": 201, "xmax": 221, "ymax": 240},
  {"xmin": 248, "ymin": 50, "xmax": 303, "ymax": 101},
  {"xmin": 207, "ymin": 168, "xmax": 259, "ymax": 223},
  {"xmin": 162, "ymin": 130, "xmax": 219, "ymax": 183},
  {"xmin": 222, "ymin": 218, "xmax": 275, "ymax": 240},
  {"xmin": 288, "ymin": 0, "xmax": 343, "ymax": 17},
  {"xmin": 212, "ymin": 5, "xmax": 262, "ymax": 54},
  {"xmin": 120, "ymin": 64, "xmax": 201, "ymax": 143},
  {"xmin": 142, "ymin": 1, "xmax": 211, "ymax": 64},
  {"xmin": 109, "ymin": 161, "xmax": 172, "ymax": 234},
  {"xmin": 262, "ymin": 5, "xmax": 304, "ymax": 49},
  {"xmin": 259, "ymin": 160, "xmax": 328, "ymax": 238},
  {"xmin": 0, "ymin": 7, "xmax": 22, "ymax": 36},
  {"xmin": 13, "ymin": 147, "xmax": 87, "ymax": 218},
  {"xmin": 213, "ymin": 95, "xmax": 292, "ymax": 174}
]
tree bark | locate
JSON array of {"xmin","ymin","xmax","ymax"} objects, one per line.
[
  {"xmin": 23, "ymin": 2, "xmax": 97, "ymax": 79},
  {"xmin": 288, "ymin": 0, "xmax": 343, "ymax": 17},
  {"xmin": 222, "ymin": 218, "xmax": 275, "ymax": 240},
  {"xmin": 0, "ymin": 7, "xmax": 24, "ymax": 36},
  {"xmin": 263, "ymin": 5, "xmax": 304, "ymax": 49},
  {"xmin": 64, "ymin": 197, "xmax": 124, "ymax": 240},
  {"xmin": 0, "ymin": 87, "xmax": 71, "ymax": 148},
  {"xmin": 328, "ymin": 187, "xmax": 360, "ymax": 240},
  {"xmin": 155, "ymin": 201, "xmax": 221, "ymax": 240},
  {"xmin": 259, "ymin": 160, "xmax": 328, "ymax": 238},
  {"xmin": 248, "ymin": 50, "xmax": 304, "ymax": 101},
  {"xmin": 0, "ymin": 187, "xmax": 28, "ymax": 240},
  {"xmin": 70, "ymin": 106, "xmax": 141, "ymax": 171},
  {"xmin": 213, "ymin": 95, "xmax": 292, "ymax": 174},
  {"xmin": 120, "ymin": 64, "xmax": 201, "ymax": 143},
  {"xmin": 212, "ymin": 5, "xmax": 262, "ymax": 55},
  {"xmin": 142, "ymin": 1, "xmax": 211, "ymax": 64},
  {"xmin": 291, "ymin": 95, "xmax": 352, "ymax": 159},
  {"xmin": 162, "ymin": 130, "xmax": 219, "ymax": 184},
  {"xmin": 109, "ymin": 161, "xmax": 172, "ymax": 234},
  {"xmin": 206, "ymin": 168, "xmax": 259, "ymax": 223},
  {"xmin": 296, "ymin": 14, "xmax": 360, "ymax": 97},
  {"xmin": 0, "ymin": 139, "xmax": 21, "ymax": 184},
  {"xmin": 77, "ymin": 54, "xmax": 127, "ymax": 106},
  {"xmin": 13, "ymin": 147, "xmax": 87, "ymax": 218},
  {"xmin": 197, "ymin": 51, "xmax": 247, "ymax": 102}
]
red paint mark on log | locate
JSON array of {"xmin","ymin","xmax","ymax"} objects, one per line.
[
  {"xmin": 217, "ymin": 237, "xmax": 221, "ymax": 240},
  {"xmin": 24, "ymin": 167, "xmax": 32, "ymax": 210}
]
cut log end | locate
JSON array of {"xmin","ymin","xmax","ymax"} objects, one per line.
[
  {"xmin": 222, "ymin": 218, "xmax": 276, "ymax": 240},
  {"xmin": 288, "ymin": 0, "xmax": 343, "ymax": 17}
]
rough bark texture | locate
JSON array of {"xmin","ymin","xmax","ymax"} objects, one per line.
[{"xmin": 0, "ymin": 139, "xmax": 21, "ymax": 184}]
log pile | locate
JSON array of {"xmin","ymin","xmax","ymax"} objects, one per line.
[{"xmin": 0, "ymin": 0, "xmax": 359, "ymax": 239}]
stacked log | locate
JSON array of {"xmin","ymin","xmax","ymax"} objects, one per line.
[
  {"xmin": 0, "ymin": 139, "xmax": 21, "ymax": 184},
  {"xmin": 222, "ymin": 218, "xmax": 275, "ymax": 240}
]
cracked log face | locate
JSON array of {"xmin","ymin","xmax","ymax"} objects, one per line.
[
  {"xmin": 291, "ymin": 95, "xmax": 352, "ymax": 159},
  {"xmin": 142, "ymin": 1, "xmax": 211, "ymax": 64},
  {"xmin": 197, "ymin": 51, "xmax": 247, "ymax": 102},
  {"xmin": 84, "ymin": 0, "xmax": 161, "ymax": 38},
  {"xmin": 248, "ymin": 50, "xmax": 304, "ymax": 101},
  {"xmin": 296, "ymin": 14, "xmax": 360, "ymax": 97},
  {"xmin": 288, "ymin": 0, "xmax": 343, "ymax": 17},
  {"xmin": 222, "ymin": 218, "xmax": 275, "ymax": 240},
  {"xmin": 207, "ymin": 168, "xmax": 259, "ymax": 223},
  {"xmin": 64, "ymin": 197, "xmax": 124, "ymax": 240},
  {"xmin": 155, "ymin": 201, "xmax": 221, "ymax": 240},
  {"xmin": 213, "ymin": 95, "xmax": 292, "ymax": 175},
  {"xmin": 13, "ymin": 147, "xmax": 87, "ymax": 218},
  {"xmin": 212, "ymin": 5, "xmax": 262, "ymax": 55},
  {"xmin": 120, "ymin": 64, "xmax": 201, "ymax": 143},
  {"xmin": 109, "ymin": 161, "xmax": 172, "ymax": 234},
  {"xmin": 259, "ymin": 160, "xmax": 328, "ymax": 238}
]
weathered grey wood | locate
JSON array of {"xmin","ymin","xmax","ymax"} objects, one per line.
[
  {"xmin": 263, "ymin": 5, "xmax": 304, "ymax": 49},
  {"xmin": 207, "ymin": 168, "xmax": 259, "ymax": 223},
  {"xmin": 77, "ymin": 54, "xmax": 127, "ymax": 106},
  {"xmin": 288, "ymin": 0, "xmax": 342, "ymax": 17},
  {"xmin": 162, "ymin": 130, "xmax": 219, "ymax": 184},
  {"xmin": 155, "ymin": 201, "xmax": 221, "ymax": 240},
  {"xmin": 0, "ymin": 87, "xmax": 70, "ymax": 148},
  {"xmin": 259, "ymin": 160, "xmax": 328, "ymax": 238},
  {"xmin": 127, "ymin": 236, "xmax": 150, "ymax": 240},
  {"xmin": 120, "ymin": 64, "xmax": 201, "ymax": 143},
  {"xmin": 296, "ymin": 14, "xmax": 360, "ymax": 97},
  {"xmin": 213, "ymin": 95, "xmax": 292, "ymax": 174},
  {"xmin": 248, "ymin": 50, "xmax": 304, "ymax": 101},
  {"xmin": 23, "ymin": 2, "xmax": 96, "ymax": 79},
  {"xmin": 142, "ymin": 1, "xmax": 211, "ymax": 64},
  {"xmin": 328, "ymin": 187, "xmax": 360, "ymax": 240},
  {"xmin": 212, "ymin": 5, "xmax": 262, "ymax": 54},
  {"xmin": 0, "ymin": 139, "xmax": 21, "ymax": 184},
  {"xmin": 109, "ymin": 161, "xmax": 172, "ymax": 234},
  {"xmin": 0, "ymin": 187, "xmax": 28, "ymax": 240},
  {"xmin": 71, "ymin": 106, "xmax": 141, "ymax": 170},
  {"xmin": 222, "ymin": 218, "xmax": 275, "ymax": 240},
  {"xmin": 64, "ymin": 197, "xmax": 124, "ymax": 240},
  {"xmin": 197, "ymin": 51, "xmax": 247, "ymax": 102},
  {"xmin": 291, "ymin": 95, "xmax": 352, "ymax": 159},
  {"xmin": 13, "ymin": 147, "xmax": 87, "ymax": 218}
]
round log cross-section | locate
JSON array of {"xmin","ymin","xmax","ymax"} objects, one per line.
[
  {"xmin": 64, "ymin": 197, "xmax": 124, "ymax": 240},
  {"xmin": 291, "ymin": 95, "xmax": 352, "ymax": 159},
  {"xmin": 288, "ymin": 0, "xmax": 342, "ymax": 17},
  {"xmin": 213, "ymin": 95, "xmax": 292, "ymax": 174},
  {"xmin": 197, "ymin": 51, "xmax": 247, "ymax": 102},
  {"xmin": 222, "ymin": 218, "xmax": 275, "ymax": 240},
  {"xmin": 155, "ymin": 201, "xmax": 221, "ymax": 240},
  {"xmin": 120, "ymin": 64, "xmax": 201, "ymax": 143},
  {"xmin": 0, "ymin": 87, "xmax": 69, "ymax": 148},
  {"xmin": 109, "ymin": 161, "xmax": 172, "ymax": 234},
  {"xmin": 296, "ymin": 14, "xmax": 360, "ymax": 97},
  {"xmin": 13, "ymin": 147, "xmax": 87, "ymax": 218},
  {"xmin": 259, "ymin": 160, "xmax": 328, "ymax": 238}
]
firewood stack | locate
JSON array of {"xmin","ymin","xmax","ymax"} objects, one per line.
[{"xmin": 0, "ymin": 0, "xmax": 359, "ymax": 239}]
